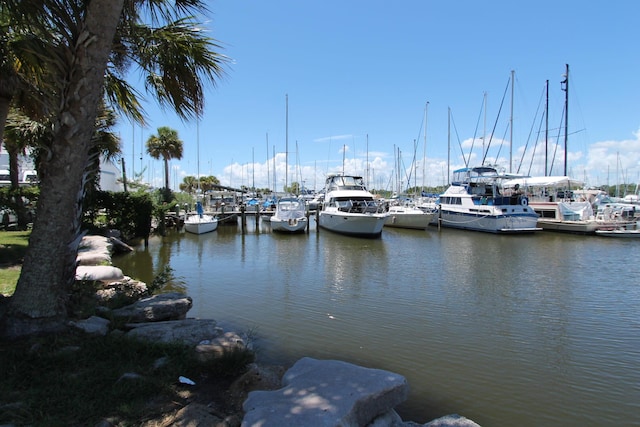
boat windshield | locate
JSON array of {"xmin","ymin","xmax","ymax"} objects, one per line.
[{"xmin": 326, "ymin": 175, "xmax": 366, "ymax": 191}]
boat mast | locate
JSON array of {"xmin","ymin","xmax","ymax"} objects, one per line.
[
  {"xmin": 366, "ymin": 134, "xmax": 369, "ymax": 188},
  {"xmin": 272, "ymin": 145, "xmax": 276, "ymax": 195},
  {"xmin": 509, "ymin": 70, "xmax": 514, "ymax": 173},
  {"xmin": 561, "ymin": 64, "xmax": 569, "ymax": 176},
  {"xmin": 447, "ymin": 107, "xmax": 451, "ymax": 185},
  {"xmin": 266, "ymin": 133, "xmax": 270, "ymax": 192},
  {"xmin": 482, "ymin": 92, "xmax": 487, "ymax": 165},
  {"xmin": 423, "ymin": 101, "xmax": 428, "ymax": 191},
  {"xmin": 545, "ymin": 80, "xmax": 549, "ymax": 176},
  {"xmin": 196, "ymin": 120, "xmax": 200, "ymax": 192},
  {"xmin": 285, "ymin": 94, "xmax": 288, "ymax": 193}
]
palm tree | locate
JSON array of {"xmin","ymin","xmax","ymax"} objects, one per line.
[
  {"xmin": 1, "ymin": 0, "xmax": 229, "ymax": 338},
  {"xmin": 199, "ymin": 175, "xmax": 220, "ymax": 193},
  {"xmin": 146, "ymin": 126, "xmax": 183, "ymax": 191},
  {"xmin": 179, "ymin": 176, "xmax": 198, "ymax": 194}
]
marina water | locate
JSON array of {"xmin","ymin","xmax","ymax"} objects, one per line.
[{"xmin": 113, "ymin": 220, "xmax": 640, "ymax": 426}]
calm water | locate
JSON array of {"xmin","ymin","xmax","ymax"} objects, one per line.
[{"xmin": 113, "ymin": 219, "xmax": 640, "ymax": 426}]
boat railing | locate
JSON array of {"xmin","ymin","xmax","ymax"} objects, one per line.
[{"xmin": 336, "ymin": 199, "xmax": 384, "ymax": 214}]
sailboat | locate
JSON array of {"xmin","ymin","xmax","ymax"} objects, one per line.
[
  {"xmin": 184, "ymin": 200, "xmax": 218, "ymax": 234},
  {"xmin": 184, "ymin": 122, "xmax": 218, "ymax": 234}
]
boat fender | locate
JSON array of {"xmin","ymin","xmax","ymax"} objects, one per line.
[{"xmin": 520, "ymin": 197, "xmax": 528, "ymax": 206}]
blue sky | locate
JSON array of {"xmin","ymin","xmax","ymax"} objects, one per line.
[{"xmin": 114, "ymin": 0, "xmax": 640, "ymax": 193}]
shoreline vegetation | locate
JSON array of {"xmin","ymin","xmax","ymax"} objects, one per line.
[{"xmin": 0, "ymin": 231, "xmax": 255, "ymax": 426}]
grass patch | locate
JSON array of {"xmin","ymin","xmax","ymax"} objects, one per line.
[
  {"xmin": 0, "ymin": 230, "xmax": 30, "ymax": 295},
  {"xmin": 0, "ymin": 331, "xmax": 255, "ymax": 426}
]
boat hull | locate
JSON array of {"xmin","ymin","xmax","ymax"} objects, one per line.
[
  {"xmin": 216, "ymin": 212, "xmax": 238, "ymax": 225},
  {"xmin": 595, "ymin": 229, "xmax": 640, "ymax": 238},
  {"xmin": 437, "ymin": 208, "xmax": 540, "ymax": 233},
  {"xmin": 318, "ymin": 211, "xmax": 387, "ymax": 237},
  {"xmin": 384, "ymin": 211, "xmax": 434, "ymax": 230},
  {"xmin": 270, "ymin": 217, "xmax": 308, "ymax": 233},
  {"xmin": 184, "ymin": 215, "xmax": 218, "ymax": 234}
]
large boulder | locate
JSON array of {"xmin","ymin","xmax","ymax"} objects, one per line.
[
  {"xmin": 195, "ymin": 331, "xmax": 247, "ymax": 362},
  {"xmin": 242, "ymin": 357, "xmax": 408, "ymax": 427},
  {"xmin": 424, "ymin": 414, "xmax": 482, "ymax": 427},
  {"xmin": 78, "ymin": 235, "xmax": 113, "ymax": 253},
  {"xmin": 110, "ymin": 292, "xmax": 192, "ymax": 323},
  {"xmin": 75, "ymin": 265, "xmax": 125, "ymax": 282},
  {"xmin": 124, "ymin": 318, "xmax": 222, "ymax": 346}
]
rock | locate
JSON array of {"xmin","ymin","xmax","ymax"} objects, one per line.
[
  {"xmin": 76, "ymin": 251, "xmax": 112, "ymax": 266},
  {"xmin": 108, "ymin": 236, "xmax": 134, "ymax": 253},
  {"xmin": 110, "ymin": 292, "xmax": 192, "ymax": 323},
  {"xmin": 228, "ymin": 363, "xmax": 285, "ymax": 411},
  {"xmin": 124, "ymin": 318, "xmax": 222, "ymax": 346},
  {"xmin": 68, "ymin": 316, "xmax": 110, "ymax": 336},
  {"xmin": 241, "ymin": 357, "xmax": 409, "ymax": 427},
  {"xmin": 368, "ymin": 410, "xmax": 404, "ymax": 426},
  {"xmin": 78, "ymin": 235, "xmax": 113, "ymax": 253},
  {"xmin": 95, "ymin": 279, "xmax": 149, "ymax": 308},
  {"xmin": 195, "ymin": 331, "xmax": 247, "ymax": 362},
  {"xmin": 423, "ymin": 414, "xmax": 482, "ymax": 427},
  {"xmin": 75, "ymin": 265, "xmax": 124, "ymax": 282}
]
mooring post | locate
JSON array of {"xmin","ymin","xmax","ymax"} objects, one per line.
[
  {"xmin": 240, "ymin": 204, "xmax": 246, "ymax": 233},
  {"xmin": 255, "ymin": 204, "xmax": 260, "ymax": 228}
]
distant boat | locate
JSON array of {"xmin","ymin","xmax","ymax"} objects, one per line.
[
  {"xmin": 595, "ymin": 227, "xmax": 640, "ymax": 238},
  {"xmin": 184, "ymin": 201, "xmax": 218, "ymax": 234},
  {"xmin": 436, "ymin": 166, "xmax": 540, "ymax": 233},
  {"xmin": 383, "ymin": 199, "xmax": 434, "ymax": 230},
  {"xmin": 318, "ymin": 174, "xmax": 388, "ymax": 238},
  {"xmin": 270, "ymin": 197, "xmax": 308, "ymax": 233},
  {"xmin": 184, "ymin": 122, "xmax": 217, "ymax": 235},
  {"xmin": 502, "ymin": 176, "xmax": 635, "ymax": 234}
]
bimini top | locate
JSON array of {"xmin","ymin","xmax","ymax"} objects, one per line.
[
  {"xmin": 453, "ymin": 166, "xmax": 498, "ymax": 175},
  {"xmin": 502, "ymin": 176, "xmax": 584, "ymax": 189}
]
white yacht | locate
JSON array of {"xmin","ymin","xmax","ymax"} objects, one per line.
[
  {"xmin": 436, "ymin": 166, "xmax": 540, "ymax": 233},
  {"xmin": 318, "ymin": 174, "xmax": 388, "ymax": 237}
]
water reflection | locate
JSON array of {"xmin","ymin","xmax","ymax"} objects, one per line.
[{"xmin": 112, "ymin": 224, "xmax": 640, "ymax": 427}]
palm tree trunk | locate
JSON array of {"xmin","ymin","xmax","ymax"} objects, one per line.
[
  {"xmin": 164, "ymin": 158, "xmax": 170, "ymax": 190},
  {"xmin": 1, "ymin": 0, "xmax": 125, "ymax": 338}
]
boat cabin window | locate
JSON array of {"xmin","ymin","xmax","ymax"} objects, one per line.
[{"xmin": 441, "ymin": 196, "xmax": 462, "ymax": 205}]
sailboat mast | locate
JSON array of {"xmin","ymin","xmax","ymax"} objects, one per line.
[
  {"xmin": 196, "ymin": 120, "xmax": 200, "ymax": 191},
  {"xmin": 423, "ymin": 102, "xmax": 428, "ymax": 191},
  {"xmin": 285, "ymin": 94, "xmax": 288, "ymax": 193},
  {"xmin": 545, "ymin": 80, "xmax": 549, "ymax": 176},
  {"xmin": 272, "ymin": 145, "xmax": 276, "ymax": 195},
  {"xmin": 482, "ymin": 92, "xmax": 487, "ymax": 164},
  {"xmin": 509, "ymin": 70, "xmax": 514, "ymax": 173},
  {"xmin": 562, "ymin": 64, "xmax": 569, "ymax": 176},
  {"xmin": 447, "ymin": 107, "xmax": 451, "ymax": 185},
  {"xmin": 266, "ymin": 133, "xmax": 270, "ymax": 191},
  {"xmin": 366, "ymin": 134, "xmax": 369, "ymax": 188}
]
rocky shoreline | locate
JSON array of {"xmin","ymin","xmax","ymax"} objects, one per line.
[{"xmin": 74, "ymin": 235, "xmax": 481, "ymax": 427}]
